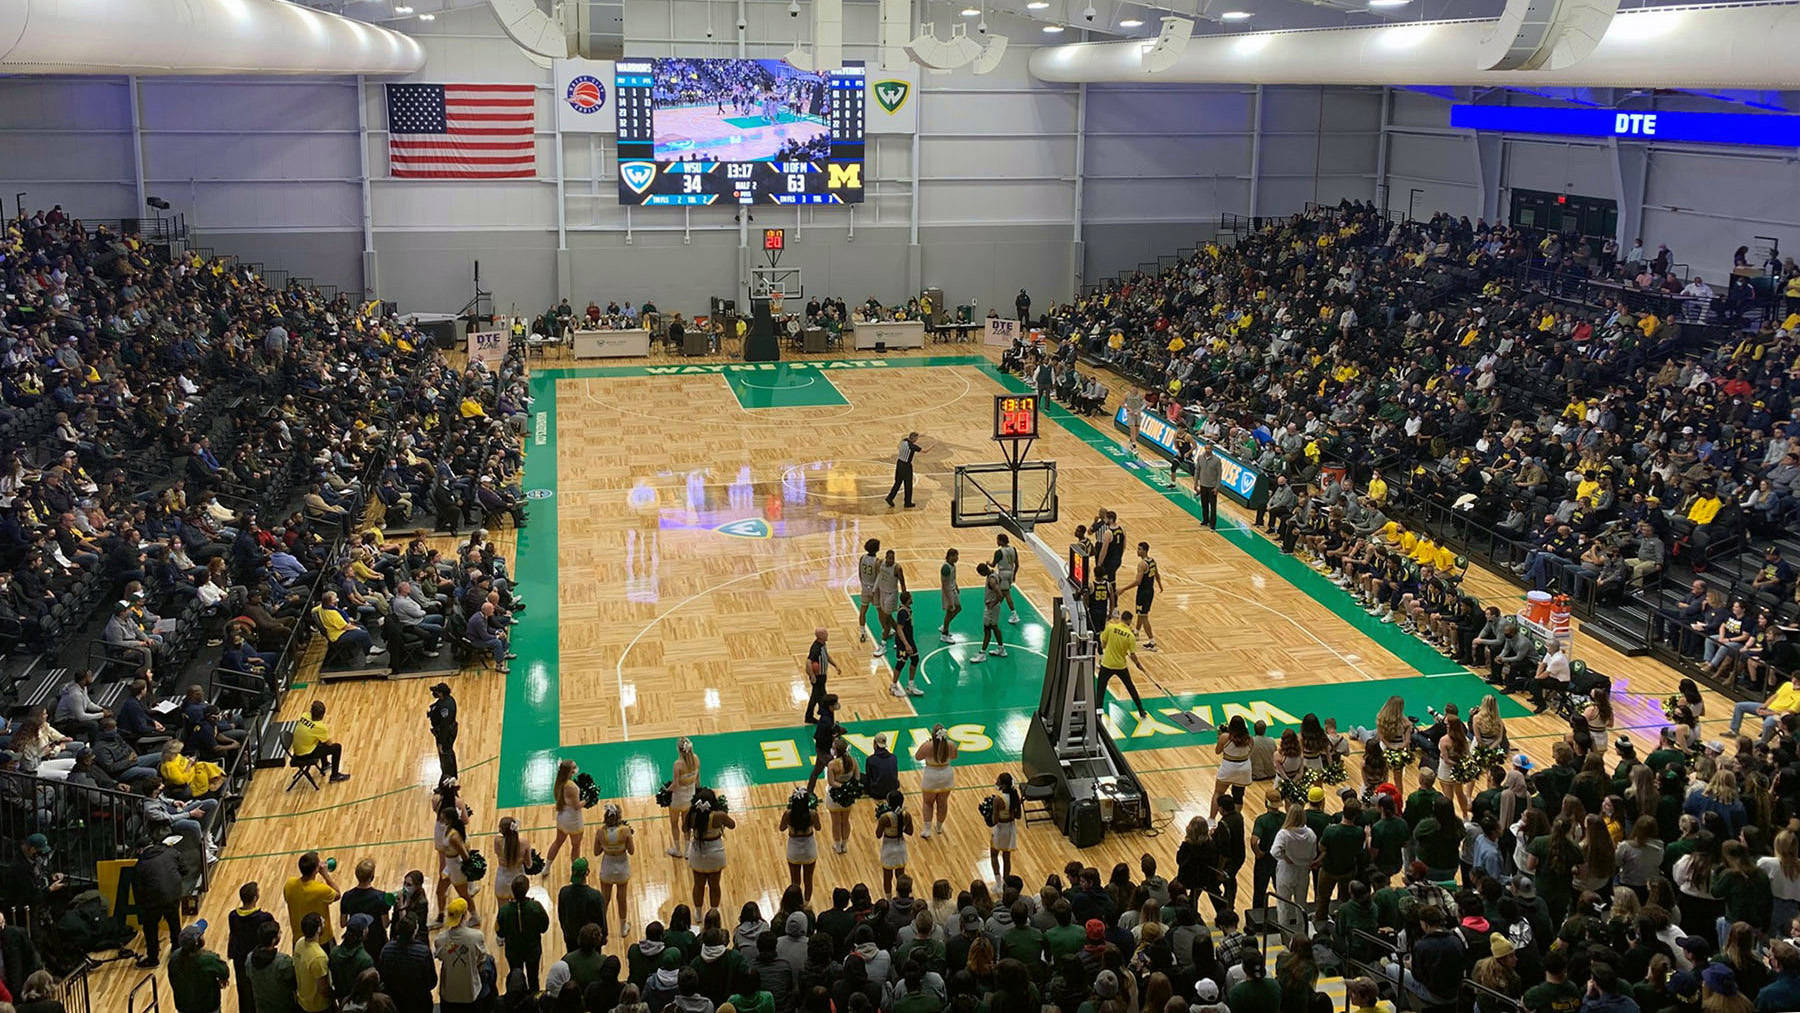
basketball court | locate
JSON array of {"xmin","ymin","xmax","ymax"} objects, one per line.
[
  {"xmin": 88, "ymin": 345, "xmax": 1713, "ymax": 1009},
  {"xmin": 652, "ymin": 104, "xmax": 830, "ymax": 161}
]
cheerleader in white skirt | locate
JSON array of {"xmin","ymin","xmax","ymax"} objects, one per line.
[
  {"xmin": 666, "ymin": 737, "xmax": 700, "ymax": 857},
  {"xmin": 778, "ymin": 788, "xmax": 822, "ymax": 903},
  {"xmin": 684, "ymin": 788, "xmax": 735, "ymax": 913},
  {"xmin": 595, "ymin": 804, "xmax": 635, "ymax": 934},
  {"xmin": 545, "ymin": 759, "xmax": 585, "ymax": 868},
  {"xmin": 824, "ymin": 738, "xmax": 859, "ymax": 854},
  {"xmin": 986, "ymin": 772, "xmax": 1021, "ymax": 884},
  {"xmin": 913, "ymin": 724, "xmax": 958, "ymax": 838},
  {"xmin": 875, "ymin": 791, "xmax": 915, "ymax": 896}
]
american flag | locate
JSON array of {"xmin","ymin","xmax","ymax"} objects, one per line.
[{"xmin": 386, "ymin": 83, "xmax": 537, "ymax": 179}]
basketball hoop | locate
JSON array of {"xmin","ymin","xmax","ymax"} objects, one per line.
[{"xmin": 769, "ymin": 291, "xmax": 785, "ymax": 317}]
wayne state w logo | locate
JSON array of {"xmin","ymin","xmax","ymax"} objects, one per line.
[{"xmin": 873, "ymin": 80, "xmax": 910, "ymax": 114}]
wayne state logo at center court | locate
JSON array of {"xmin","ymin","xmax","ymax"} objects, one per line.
[{"xmin": 872, "ymin": 80, "xmax": 910, "ymax": 114}]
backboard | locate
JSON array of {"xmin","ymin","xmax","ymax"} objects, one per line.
[{"xmin": 951, "ymin": 460, "xmax": 1058, "ymax": 530}]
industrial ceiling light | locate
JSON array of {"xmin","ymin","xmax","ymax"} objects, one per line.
[
  {"xmin": 1219, "ymin": 10, "xmax": 1253, "ymax": 19},
  {"xmin": 961, "ymin": 6, "xmax": 980, "ymax": 13},
  {"xmin": 1026, "ymin": 1, "xmax": 1049, "ymax": 7},
  {"xmin": 1042, "ymin": 23, "xmax": 1065, "ymax": 31},
  {"xmin": 1120, "ymin": 16, "xmax": 1144, "ymax": 26},
  {"xmin": 417, "ymin": 11, "xmax": 435, "ymax": 18},
  {"xmin": 1368, "ymin": 0, "xmax": 1411, "ymax": 7},
  {"xmin": 394, "ymin": 3, "xmax": 413, "ymax": 11}
]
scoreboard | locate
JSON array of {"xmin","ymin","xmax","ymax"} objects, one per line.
[
  {"xmin": 994, "ymin": 395, "xmax": 1040, "ymax": 441},
  {"xmin": 615, "ymin": 60, "xmax": 866, "ymax": 207}
]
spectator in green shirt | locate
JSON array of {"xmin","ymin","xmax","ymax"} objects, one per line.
[
  {"xmin": 1413, "ymin": 796, "xmax": 1465, "ymax": 882},
  {"xmin": 999, "ymin": 901, "xmax": 1047, "ymax": 965},
  {"xmin": 1644, "ymin": 727, "xmax": 1686, "ymax": 773},
  {"xmin": 168, "ymin": 922, "xmax": 232, "ymax": 1013},
  {"xmin": 1404, "ymin": 768, "xmax": 1445, "ymax": 830},
  {"xmin": 1250, "ymin": 792, "xmax": 1286, "ymax": 917},
  {"xmin": 1318, "ymin": 798, "xmax": 1368, "ymax": 921},
  {"xmin": 1368, "ymin": 794, "xmax": 1410, "ymax": 878},
  {"xmin": 1044, "ymin": 898, "xmax": 1086, "ymax": 960},
  {"xmin": 498, "ymin": 874, "xmax": 552, "ymax": 994},
  {"xmin": 1520, "ymin": 948, "xmax": 1582, "ymax": 1013},
  {"xmin": 327, "ymin": 914, "xmax": 376, "ymax": 1001},
  {"xmin": 1226, "ymin": 952, "xmax": 1282, "ymax": 1013}
]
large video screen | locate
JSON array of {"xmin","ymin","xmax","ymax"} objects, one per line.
[{"xmin": 615, "ymin": 58, "xmax": 865, "ymax": 207}]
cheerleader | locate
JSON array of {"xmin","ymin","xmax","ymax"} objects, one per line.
[
  {"xmin": 1472, "ymin": 695, "xmax": 1510, "ymax": 753},
  {"xmin": 666, "ymin": 737, "xmax": 700, "ymax": 858},
  {"xmin": 431, "ymin": 779, "xmax": 470, "ymax": 925},
  {"xmin": 1436, "ymin": 714, "xmax": 1472, "ymax": 816},
  {"xmin": 1583, "ymin": 686, "xmax": 1615, "ymax": 753},
  {"xmin": 778, "ymin": 788, "xmax": 822, "ymax": 902},
  {"xmin": 435, "ymin": 794, "xmax": 480, "ymax": 928},
  {"xmin": 1374, "ymin": 694, "xmax": 1412, "ymax": 794},
  {"xmin": 1274, "ymin": 729, "xmax": 1304, "ymax": 786},
  {"xmin": 684, "ymin": 788, "xmax": 735, "ymax": 912},
  {"xmin": 875, "ymin": 791, "xmax": 914, "ymax": 895},
  {"xmin": 1323, "ymin": 717, "xmax": 1352, "ymax": 763},
  {"xmin": 1212, "ymin": 716, "xmax": 1253, "ymax": 818},
  {"xmin": 824, "ymin": 736, "xmax": 859, "ymax": 854},
  {"xmin": 545, "ymin": 759, "xmax": 584, "ymax": 867},
  {"xmin": 491, "ymin": 816, "xmax": 531, "ymax": 908},
  {"xmin": 1299, "ymin": 714, "xmax": 1329, "ymax": 771},
  {"xmin": 913, "ymin": 724, "xmax": 957, "ymax": 838},
  {"xmin": 986, "ymin": 773, "xmax": 1020, "ymax": 884},
  {"xmin": 595, "ymin": 804, "xmax": 634, "ymax": 934}
]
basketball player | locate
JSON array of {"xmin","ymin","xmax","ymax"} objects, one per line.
[
  {"xmin": 1097, "ymin": 611, "xmax": 1150, "ymax": 719},
  {"xmin": 856, "ymin": 539, "xmax": 883, "ymax": 645},
  {"xmin": 938, "ymin": 548, "xmax": 961, "ymax": 643},
  {"xmin": 968, "ymin": 563, "xmax": 1008, "ymax": 663},
  {"xmin": 1123, "ymin": 389, "xmax": 1146, "ymax": 454},
  {"xmin": 992, "ymin": 533, "xmax": 1021, "ymax": 625},
  {"xmin": 890, "ymin": 591, "xmax": 922, "ymax": 697},
  {"xmin": 873, "ymin": 550, "xmax": 907, "ymax": 658},
  {"xmin": 1119, "ymin": 541, "xmax": 1162, "ymax": 650},
  {"xmin": 1097, "ymin": 510, "xmax": 1127, "ymax": 605}
]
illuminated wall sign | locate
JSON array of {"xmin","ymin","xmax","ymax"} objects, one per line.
[{"xmin": 1449, "ymin": 104, "xmax": 1800, "ymax": 147}]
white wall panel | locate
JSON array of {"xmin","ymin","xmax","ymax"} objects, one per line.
[
  {"xmin": 1085, "ymin": 178, "xmax": 1251, "ymax": 224},
  {"xmin": 1502, "ymin": 139, "xmax": 1611, "ymax": 196},
  {"xmin": 0, "ymin": 78, "xmax": 129, "ymax": 129},
  {"xmin": 372, "ymin": 180, "xmax": 557, "ymax": 229},
  {"xmin": 145, "ymin": 134, "xmax": 361, "ymax": 180},
  {"xmin": 920, "ymin": 137, "xmax": 1075, "ymax": 178},
  {"xmin": 0, "ymin": 133, "xmax": 137, "ymax": 179},
  {"xmin": 919, "ymin": 90, "xmax": 1077, "ymax": 133},
  {"xmin": 919, "ymin": 180, "xmax": 1072, "ymax": 224},
  {"xmin": 139, "ymin": 80, "xmax": 357, "ymax": 131},
  {"xmin": 1086, "ymin": 86, "xmax": 1253, "ymax": 132}
]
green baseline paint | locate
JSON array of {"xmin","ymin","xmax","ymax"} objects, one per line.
[
  {"xmin": 851, "ymin": 586, "xmax": 1050, "ymax": 711},
  {"xmin": 722, "ymin": 361, "xmax": 850, "ymax": 409},
  {"xmin": 499, "ymin": 355, "xmax": 1508, "ymax": 808}
]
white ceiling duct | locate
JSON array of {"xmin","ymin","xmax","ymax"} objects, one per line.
[
  {"xmin": 1030, "ymin": 2, "xmax": 1800, "ymax": 89},
  {"xmin": 1475, "ymin": 0, "xmax": 1619, "ymax": 72},
  {"xmin": 0, "ymin": 0, "xmax": 424, "ymax": 76}
]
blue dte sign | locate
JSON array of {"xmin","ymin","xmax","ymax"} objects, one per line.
[{"xmin": 1450, "ymin": 104, "xmax": 1800, "ymax": 147}]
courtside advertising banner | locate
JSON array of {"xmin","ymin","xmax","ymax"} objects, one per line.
[
  {"xmin": 555, "ymin": 58, "xmax": 618, "ymax": 134},
  {"xmin": 468, "ymin": 330, "xmax": 507, "ymax": 368},
  {"xmin": 983, "ymin": 316, "xmax": 1018, "ymax": 347}
]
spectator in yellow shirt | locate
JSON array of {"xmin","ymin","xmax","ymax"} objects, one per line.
[
  {"xmin": 1687, "ymin": 491, "xmax": 1723, "ymax": 526},
  {"xmin": 1729, "ymin": 672, "xmax": 1800, "ymax": 743},
  {"xmin": 293, "ymin": 912, "xmax": 332, "ymax": 1012},
  {"xmin": 1366, "ymin": 469, "xmax": 1388, "ymax": 504},
  {"xmin": 291, "ymin": 700, "xmax": 351, "ymax": 783},
  {"xmin": 283, "ymin": 851, "xmax": 342, "ymax": 946}
]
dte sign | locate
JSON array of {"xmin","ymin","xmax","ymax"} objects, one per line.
[{"xmin": 1615, "ymin": 113, "xmax": 1658, "ymax": 136}]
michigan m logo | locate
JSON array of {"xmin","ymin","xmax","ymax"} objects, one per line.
[{"xmin": 826, "ymin": 163, "xmax": 862, "ymax": 190}]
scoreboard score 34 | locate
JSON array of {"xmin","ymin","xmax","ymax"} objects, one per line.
[{"xmin": 994, "ymin": 395, "xmax": 1040, "ymax": 441}]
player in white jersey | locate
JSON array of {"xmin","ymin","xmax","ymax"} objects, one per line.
[
  {"xmin": 856, "ymin": 538, "xmax": 882, "ymax": 644},
  {"xmin": 873, "ymin": 550, "xmax": 906, "ymax": 657},
  {"xmin": 992, "ymin": 533, "xmax": 1021, "ymax": 625}
]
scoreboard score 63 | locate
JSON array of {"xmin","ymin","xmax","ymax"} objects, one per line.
[{"xmin": 994, "ymin": 395, "xmax": 1040, "ymax": 441}]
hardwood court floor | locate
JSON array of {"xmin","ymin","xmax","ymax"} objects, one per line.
[{"xmin": 90, "ymin": 343, "xmax": 1716, "ymax": 1010}]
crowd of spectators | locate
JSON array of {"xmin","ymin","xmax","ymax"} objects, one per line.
[
  {"xmin": 1044, "ymin": 202, "xmax": 1800, "ymax": 688},
  {"xmin": 0, "ymin": 205, "xmax": 532, "ymax": 963}
]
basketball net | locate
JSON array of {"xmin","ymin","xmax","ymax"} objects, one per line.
[{"xmin": 769, "ymin": 292, "xmax": 785, "ymax": 317}]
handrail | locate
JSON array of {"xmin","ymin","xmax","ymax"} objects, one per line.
[
  {"xmin": 127, "ymin": 969, "xmax": 161, "ymax": 1013},
  {"xmin": 1461, "ymin": 976, "xmax": 1524, "ymax": 1013}
]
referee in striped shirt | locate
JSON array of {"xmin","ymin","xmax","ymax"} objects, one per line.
[{"xmin": 886, "ymin": 431, "xmax": 927, "ymax": 508}]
